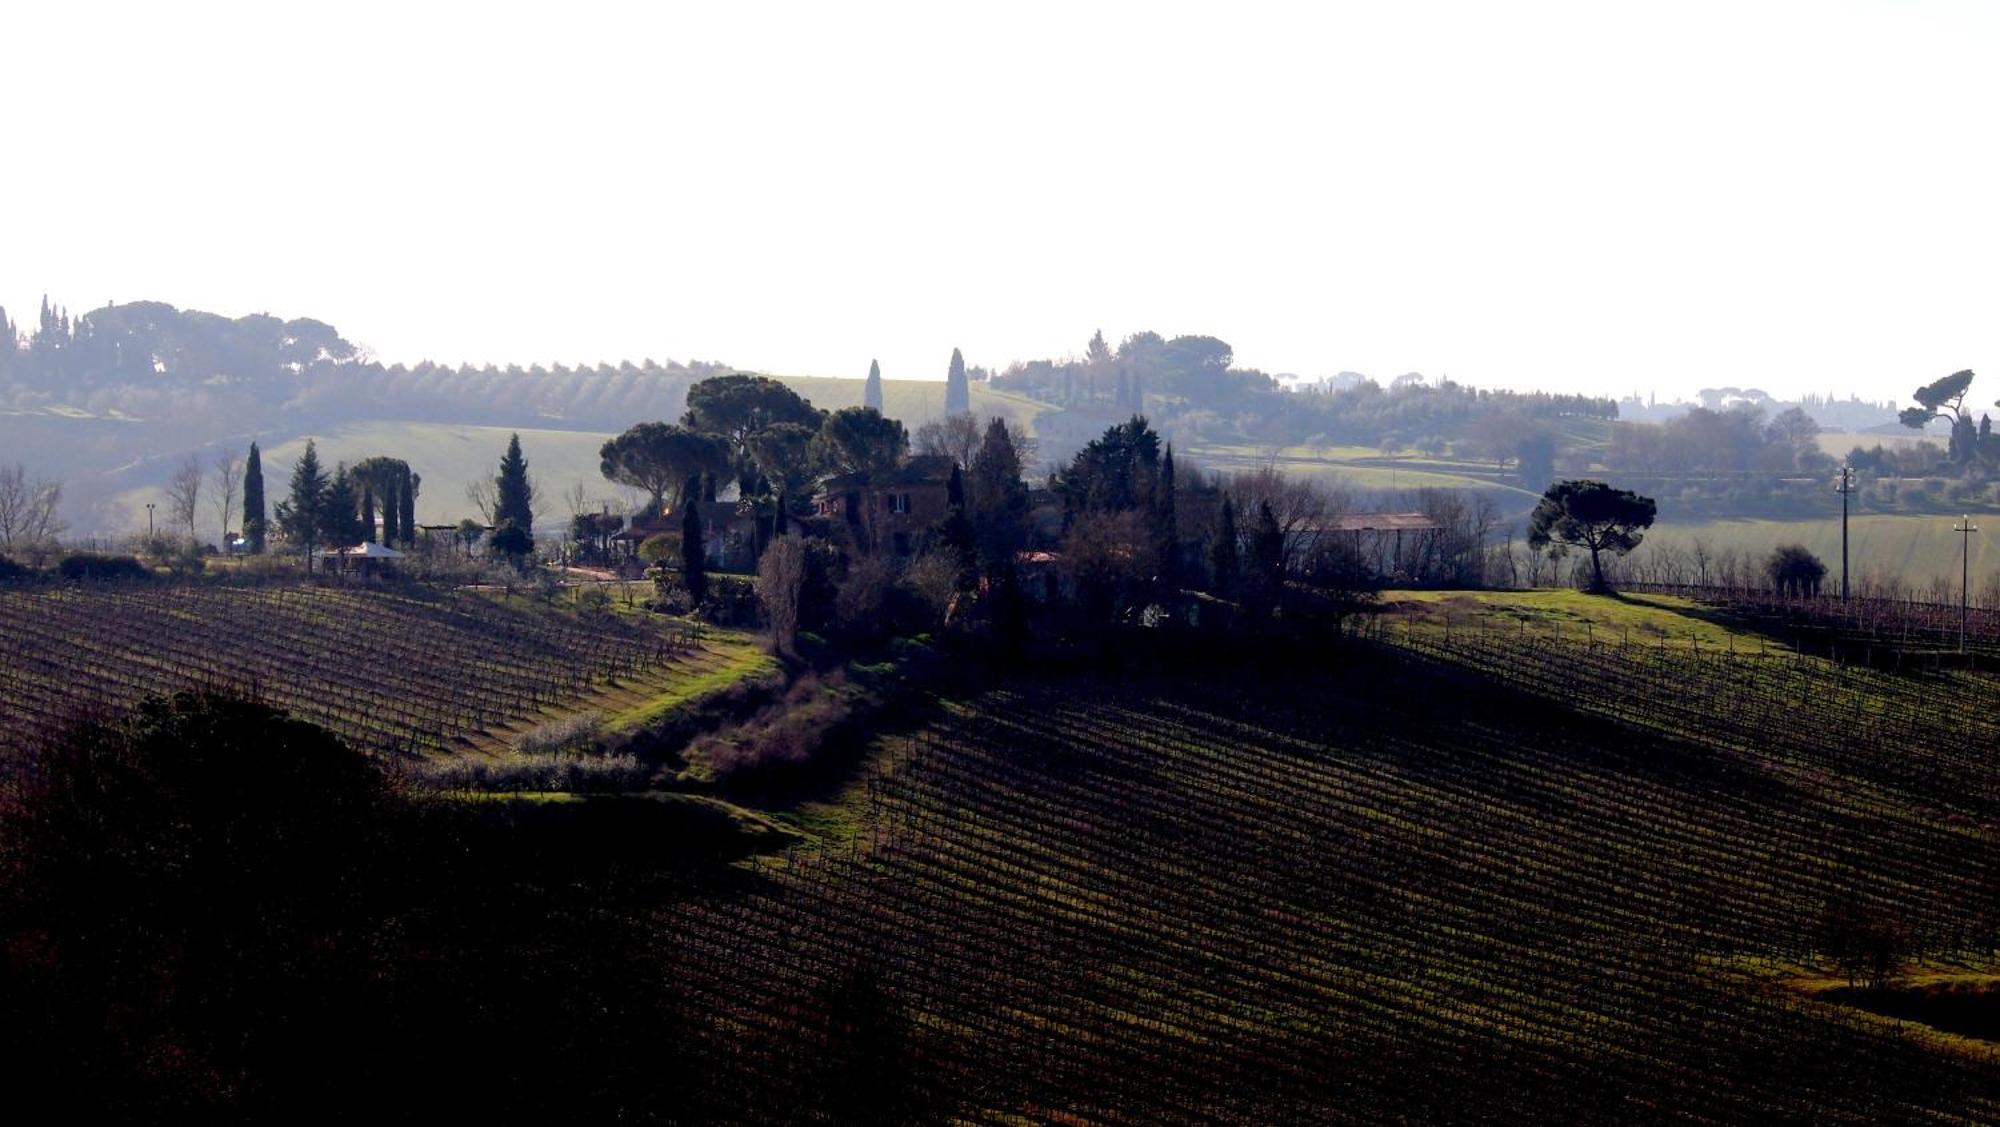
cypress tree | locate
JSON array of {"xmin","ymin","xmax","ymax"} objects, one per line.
[
  {"xmin": 1209, "ymin": 495, "xmax": 1238, "ymax": 598},
  {"xmin": 1157, "ymin": 445, "xmax": 1180, "ymax": 599},
  {"xmin": 864, "ymin": 359, "xmax": 884, "ymax": 413},
  {"xmin": 242, "ymin": 442, "xmax": 266, "ymax": 553},
  {"xmin": 401, "ymin": 470, "xmax": 419, "ymax": 546},
  {"xmin": 946, "ymin": 347, "xmax": 970, "ymax": 417},
  {"xmin": 495, "ymin": 433, "xmax": 534, "ymax": 534},
  {"xmin": 361, "ymin": 488, "xmax": 377, "ymax": 544},
  {"xmin": 941, "ymin": 464, "xmax": 976, "ymax": 588},
  {"xmin": 381, "ymin": 477, "xmax": 400, "ymax": 546},
  {"xmin": 1249, "ymin": 500, "xmax": 1285, "ymax": 617},
  {"xmin": 682, "ymin": 496, "xmax": 707, "ymax": 605}
]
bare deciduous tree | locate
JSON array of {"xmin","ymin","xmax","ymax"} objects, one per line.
[
  {"xmin": 0, "ymin": 464, "xmax": 67, "ymax": 550},
  {"xmin": 757, "ymin": 532, "xmax": 808, "ymax": 655},
  {"xmin": 165, "ymin": 455, "xmax": 204, "ymax": 543},
  {"xmin": 211, "ymin": 449, "xmax": 242, "ymax": 541},
  {"xmin": 465, "ymin": 478, "xmax": 498, "ymax": 524},
  {"xmin": 914, "ymin": 413, "xmax": 982, "ymax": 469},
  {"xmin": 1226, "ymin": 465, "xmax": 1339, "ymax": 574}
]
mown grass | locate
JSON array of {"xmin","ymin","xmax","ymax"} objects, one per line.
[{"xmin": 1183, "ymin": 442, "xmax": 1541, "ymax": 501}]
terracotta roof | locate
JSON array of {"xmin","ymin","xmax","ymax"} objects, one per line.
[{"xmin": 1318, "ymin": 512, "xmax": 1441, "ymax": 533}]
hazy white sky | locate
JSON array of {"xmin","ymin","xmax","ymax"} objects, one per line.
[{"xmin": 5, "ymin": 0, "xmax": 1997, "ymax": 402}]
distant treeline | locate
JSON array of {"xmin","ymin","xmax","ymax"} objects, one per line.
[
  {"xmin": 993, "ymin": 329, "xmax": 1617, "ymax": 453},
  {"xmin": 0, "ymin": 298, "xmax": 731, "ymax": 429}
]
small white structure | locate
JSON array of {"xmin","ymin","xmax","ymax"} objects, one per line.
[{"xmin": 320, "ymin": 541, "xmax": 405, "ymax": 574}]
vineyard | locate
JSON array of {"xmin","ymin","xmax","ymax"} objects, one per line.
[
  {"xmin": 648, "ymin": 608, "xmax": 2000, "ymax": 1122},
  {"xmin": 0, "ymin": 580, "xmax": 710, "ymax": 758},
  {"xmin": 1625, "ymin": 581, "xmax": 2000, "ymax": 657}
]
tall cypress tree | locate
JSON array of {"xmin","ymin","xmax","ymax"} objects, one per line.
[
  {"xmin": 945, "ymin": 347, "xmax": 970, "ymax": 417},
  {"xmin": 1249, "ymin": 500, "xmax": 1285, "ymax": 617},
  {"xmin": 401, "ymin": 470, "xmax": 419, "ymax": 547},
  {"xmin": 682, "ymin": 491, "xmax": 707, "ymax": 605},
  {"xmin": 380, "ymin": 477, "xmax": 400, "ymax": 546},
  {"xmin": 1209, "ymin": 495, "xmax": 1238, "ymax": 598},
  {"xmin": 864, "ymin": 359, "xmax": 884, "ymax": 413},
  {"xmin": 1157, "ymin": 445, "xmax": 1180, "ymax": 599},
  {"xmin": 940, "ymin": 464, "xmax": 976, "ymax": 588},
  {"xmin": 495, "ymin": 433, "xmax": 534, "ymax": 534},
  {"xmin": 361, "ymin": 488, "xmax": 377, "ymax": 544},
  {"xmin": 242, "ymin": 442, "xmax": 266, "ymax": 553}
]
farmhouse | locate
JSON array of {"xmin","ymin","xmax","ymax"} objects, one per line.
[
  {"xmin": 812, "ymin": 454, "xmax": 955, "ymax": 557},
  {"xmin": 604, "ymin": 500, "xmax": 751, "ymax": 570}
]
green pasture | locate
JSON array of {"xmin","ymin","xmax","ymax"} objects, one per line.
[
  {"xmin": 1637, "ymin": 513, "xmax": 2000, "ymax": 594},
  {"xmin": 1184, "ymin": 442, "xmax": 1540, "ymax": 502}
]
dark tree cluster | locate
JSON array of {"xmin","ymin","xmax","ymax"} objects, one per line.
[{"xmin": 0, "ymin": 689, "xmax": 722, "ymax": 1120}]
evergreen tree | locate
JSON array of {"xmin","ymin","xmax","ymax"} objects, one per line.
[
  {"xmin": 864, "ymin": 359, "xmax": 884, "ymax": 413},
  {"xmin": 274, "ymin": 439, "xmax": 328, "ymax": 568},
  {"xmin": 400, "ymin": 470, "xmax": 419, "ymax": 547},
  {"xmin": 494, "ymin": 433, "xmax": 534, "ymax": 534},
  {"xmin": 242, "ymin": 442, "xmax": 266, "ymax": 553},
  {"xmin": 320, "ymin": 465, "xmax": 361, "ymax": 548},
  {"xmin": 970, "ymin": 417, "xmax": 1028, "ymax": 576},
  {"xmin": 1086, "ymin": 329, "xmax": 1112, "ymax": 368},
  {"xmin": 939, "ymin": 464, "xmax": 977, "ymax": 589},
  {"xmin": 946, "ymin": 347, "xmax": 970, "ymax": 417},
  {"xmin": 1248, "ymin": 501, "xmax": 1286, "ymax": 617},
  {"xmin": 682, "ymin": 494, "xmax": 708, "ymax": 605},
  {"xmin": 1156, "ymin": 445, "xmax": 1180, "ymax": 599},
  {"xmin": 361, "ymin": 488, "xmax": 377, "ymax": 544},
  {"xmin": 1209, "ymin": 495, "xmax": 1239, "ymax": 597},
  {"xmin": 380, "ymin": 477, "xmax": 400, "ymax": 546}
]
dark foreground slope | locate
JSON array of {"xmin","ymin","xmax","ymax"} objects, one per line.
[
  {"xmin": 660, "ymin": 640, "xmax": 2000, "ymax": 1123},
  {"xmin": 5, "ymin": 620, "xmax": 1998, "ymax": 1123}
]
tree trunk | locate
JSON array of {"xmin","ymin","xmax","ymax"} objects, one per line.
[{"xmin": 1589, "ymin": 544, "xmax": 1605, "ymax": 592}]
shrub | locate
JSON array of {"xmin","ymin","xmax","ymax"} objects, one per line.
[
  {"xmin": 415, "ymin": 750, "xmax": 651, "ymax": 794},
  {"xmin": 56, "ymin": 553, "xmax": 151, "ymax": 581},
  {"xmin": 701, "ymin": 575, "xmax": 760, "ymax": 627},
  {"xmin": 514, "ymin": 711, "xmax": 605, "ymax": 756},
  {"xmin": 0, "ymin": 554, "xmax": 32, "ymax": 581},
  {"xmin": 638, "ymin": 532, "xmax": 680, "ymax": 565},
  {"xmin": 576, "ymin": 586, "xmax": 615, "ymax": 616}
]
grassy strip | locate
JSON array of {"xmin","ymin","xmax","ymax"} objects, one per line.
[{"xmin": 604, "ymin": 629, "xmax": 782, "ymax": 734}]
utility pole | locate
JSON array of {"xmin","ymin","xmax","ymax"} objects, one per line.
[
  {"xmin": 145, "ymin": 502, "xmax": 155, "ymax": 542},
  {"xmin": 1834, "ymin": 463, "xmax": 1854, "ymax": 600},
  {"xmin": 1953, "ymin": 514, "xmax": 1979, "ymax": 653}
]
